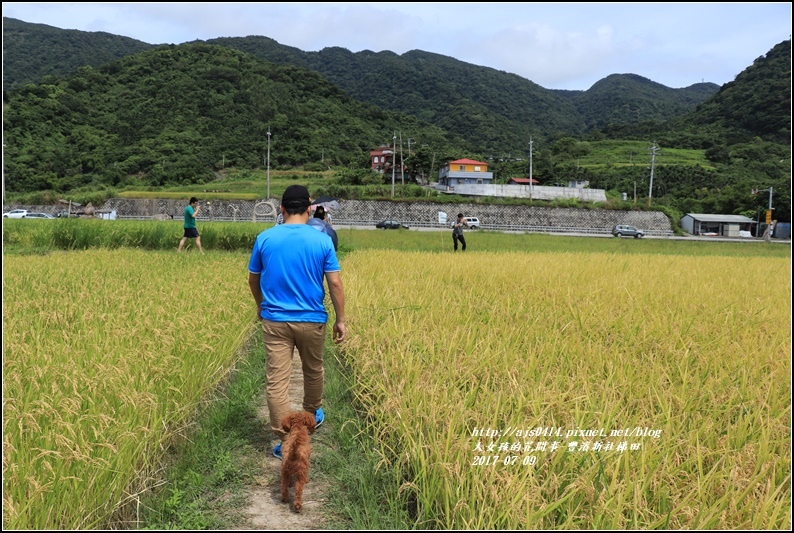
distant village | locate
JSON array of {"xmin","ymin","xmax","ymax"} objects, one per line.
[
  {"xmin": 367, "ymin": 143, "xmax": 783, "ymax": 239},
  {"xmin": 369, "ymin": 143, "xmax": 606, "ymax": 203}
]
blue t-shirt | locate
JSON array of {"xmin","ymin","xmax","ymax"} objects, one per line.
[{"xmin": 248, "ymin": 224, "xmax": 341, "ymax": 323}]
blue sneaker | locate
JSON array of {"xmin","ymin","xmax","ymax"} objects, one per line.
[
  {"xmin": 314, "ymin": 408, "xmax": 324, "ymax": 428},
  {"xmin": 273, "ymin": 443, "xmax": 282, "ymax": 460}
]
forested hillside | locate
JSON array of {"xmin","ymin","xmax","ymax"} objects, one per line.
[
  {"xmin": 208, "ymin": 36, "xmax": 719, "ymax": 152},
  {"xmin": 283, "ymin": 46, "xmax": 585, "ymax": 151},
  {"xmin": 561, "ymin": 74, "xmax": 720, "ymax": 131},
  {"xmin": 2, "ymin": 43, "xmax": 466, "ymax": 192},
  {"xmin": 687, "ymin": 39, "xmax": 791, "ymax": 145},
  {"xmin": 2, "ymin": 17, "xmax": 153, "ymax": 91},
  {"xmin": 604, "ymin": 40, "xmax": 791, "ymax": 148},
  {"xmin": 594, "ymin": 40, "xmax": 792, "ymax": 221},
  {"xmin": 1, "ymin": 18, "xmax": 790, "ymax": 223},
  {"xmin": 4, "ymin": 17, "xmax": 718, "ymax": 152}
]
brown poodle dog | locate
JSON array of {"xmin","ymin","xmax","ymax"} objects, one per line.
[{"xmin": 279, "ymin": 410, "xmax": 317, "ymax": 512}]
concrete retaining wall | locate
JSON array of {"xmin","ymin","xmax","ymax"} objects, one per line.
[
  {"xmin": 334, "ymin": 200, "xmax": 670, "ymax": 233},
  {"xmin": 4, "ymin": 198, "xmax": 673, "ymax": 235},
  {"xmin": 436, "ymin": 184, "xmax": 608, "ymax": 202}
]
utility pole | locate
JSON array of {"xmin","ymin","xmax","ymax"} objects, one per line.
[
  {"xmin": 406, "ymin": 137, "xmax": 414, "ymax": 183},
  {"xmin": 391, "ymin": 131, "xmax": 396, "ymax": 198},
  {"xmin": 528, "ymin": 137, "xmax": 534, "ymax": 202},
  {"xmin": 751, "ymin": 186, "xmax": 775, "ymax": 239},
  {"xmin": 647, "ymin": 141, "xmax": 659, "ymax": 206},
  {"xmin": 2, "ymin": 143, "xmax": 5, "ymax": 206},
  {"xmin": 429, "ymin": 152, "xmax": 436, "ymax": 187},
  {"xmin": 266, "ymin": 127, "xmax": 272, "ymax": 199},
  {"xmin": 399, "ymin": 131, "xmax": 405, "ymax": 185}
]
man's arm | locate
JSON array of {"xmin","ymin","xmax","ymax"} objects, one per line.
[
  {"xmin": 248, "ymin": 272, "xmax": 263, "ymax": 320},
  {"xmin": 325, "ymin": 271, "xmax": 346, "ymax": 343}
]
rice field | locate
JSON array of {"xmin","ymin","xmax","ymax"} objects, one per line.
[
  {"xmin": 2, "ymin": 249, "xmax": 255, "ymax": 529},
  {"xmin": 2, "ymin": 229, "xmax": 791, "ymax": 529},
  {"xmin": 339, "ymin": 249, "xmax": 791, "ymax": 529}
]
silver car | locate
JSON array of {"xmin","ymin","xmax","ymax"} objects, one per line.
[{"xmin": 612, "ymin": 225, "xmax": 644, "ymax": 238}]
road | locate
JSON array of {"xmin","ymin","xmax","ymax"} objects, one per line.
[{"xmin": 333, "ymin": 224, "xmax": 791, "ymax": 244}]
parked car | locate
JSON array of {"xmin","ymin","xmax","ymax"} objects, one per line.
[
  {"xmin": 375, "ymin": 220, "xmax": 409, "ymax": 230},
  {"xmin": 25, "ymin": 212, "xmax": 56, "ymax": 219},
  {"xmin": 612, "ymin": 224, "xmax": 644, "ymax": 238},
  {"xmin": 3, "ymin": 209, "xmax": 28, "ymax": 218},
  {"xmin": 464, "ymin": 217, "xmax": 480, "ymax": 229}
]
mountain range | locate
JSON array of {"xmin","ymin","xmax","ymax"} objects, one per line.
[
  {"xmin": 1, "ymin": 17, "xmax": 790, "ymax": 222},
  {"xmin": 3, "ymin": 16, "xmax": 720, "ymax": 153}
]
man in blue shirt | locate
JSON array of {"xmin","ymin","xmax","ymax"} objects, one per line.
[{"xmin": 248, "ymin": 185, "xmax": 346, "ymax": 459}]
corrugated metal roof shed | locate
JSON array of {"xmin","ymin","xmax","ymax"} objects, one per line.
[{"xmin": 684, "ymin": 214, "xmax": 755, "ymax": 223}]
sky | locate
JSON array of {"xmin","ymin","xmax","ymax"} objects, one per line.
[{"xmin": 3, "ymin": 2, "xmax": 791, "ymax": 91}]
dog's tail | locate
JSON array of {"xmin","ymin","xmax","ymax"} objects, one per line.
[{"xmin": 286, "ymin": 427, "xmax": 310, "ymax": 461}]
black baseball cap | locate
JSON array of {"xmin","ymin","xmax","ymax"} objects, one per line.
[{"xmin": 281, "ymin": 185, "xmax": 311, "ymax": 209}]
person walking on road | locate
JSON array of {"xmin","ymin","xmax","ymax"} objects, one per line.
[
  {"xmin": 452, "ymin": 212, "xmax": 469, "ymax": 251},
  {"xmin": 248, "ymin": 185, "xmax": 346, "ymax": 460},
  {"xmin": 178, "ymin": 197, "xmax": 203, "ymax": 253}
]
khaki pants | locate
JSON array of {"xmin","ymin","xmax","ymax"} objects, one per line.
[{"xmin": 260, "ymin": 320, "xmax": 326, "ymax": 439}]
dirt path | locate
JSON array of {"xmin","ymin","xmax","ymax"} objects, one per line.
[{"xmin": 235, "ymin": 349, "xmax": 332, "ymax": 529}]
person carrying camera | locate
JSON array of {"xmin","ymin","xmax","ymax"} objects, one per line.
[{"xmin": 452, "ymin": 213, "xmax": 469, "ymax": 251}]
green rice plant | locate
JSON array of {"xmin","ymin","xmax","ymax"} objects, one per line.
[
  {"xmin": 2, "ymin": 219, "xmax": 58, "ymax": 249},
  {"xmin": 565, "ymin": 140, "xmax": 712, "ymax": 170},
  {"xmin": 338, "ymin": 250, "xmax": 791, "ymax": 529},
  {"xmin": 2, "ymin": 249, "xmax": 256, "ymax": 529},
  {"xmin": 4, "ymin": 219, "xmax": 790, "ymax": 259},
  {"xmin": 3, "ymin": 218, "xmax": 269, "ymax": 252}
]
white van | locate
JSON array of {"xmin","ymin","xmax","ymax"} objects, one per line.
[{"xmin": 464, "ymin": 217, "xmax": 480, "ymax": 229}]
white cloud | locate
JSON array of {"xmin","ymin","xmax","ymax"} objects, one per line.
[{"xmin": 3, "ymin": 2, "xmax": 791, "ymax": 90}]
